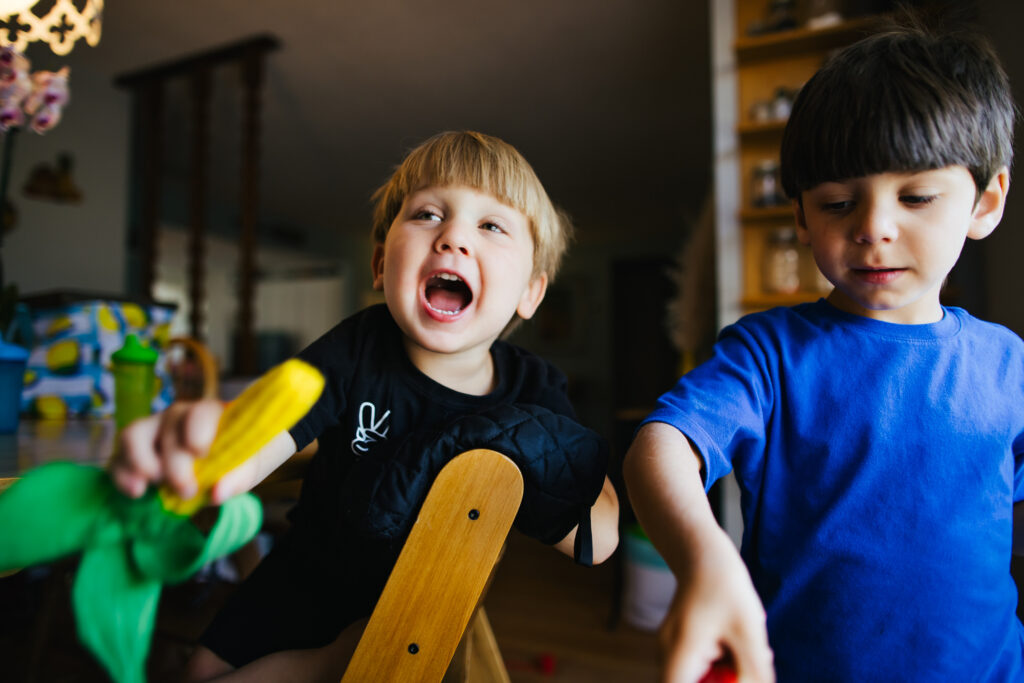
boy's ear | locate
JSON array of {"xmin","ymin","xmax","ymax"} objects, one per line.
[
  {"xmin": 969, "ymin": 167, "xmax": 1010, "ymax": 240},
  {"xmin": 515, "ymin": 273, "xmax": 548, "ymax": 320},
  {"xmin": 793, "ymin": 199, "xmax": 811, "ymax": 245},
  {"xmin": 371, "ymin": 244, "xmax": 385, "ymax": 291}
]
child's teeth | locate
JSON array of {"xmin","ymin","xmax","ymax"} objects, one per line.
[{"xmin": 427, "ymin": 303, "xmax": 459, "ymax": 315}]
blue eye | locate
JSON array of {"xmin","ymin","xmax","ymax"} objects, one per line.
[{"xmin": 481, "ymin": 222, "xmax": 505, "ymax": 234}]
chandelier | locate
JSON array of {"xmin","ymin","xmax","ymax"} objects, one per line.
[{"xmin": 0, "ymin": 0, "xmax": 102, "ymax": 56}]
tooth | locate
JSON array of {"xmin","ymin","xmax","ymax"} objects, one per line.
[{"xmin": 427, "ymin": 302, "xmax": 461, "ymax": 315}]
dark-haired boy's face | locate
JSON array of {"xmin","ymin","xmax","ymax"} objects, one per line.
[{"xmin": 794, "ymin": 165, "xmax": 1006, "ymax": 324}]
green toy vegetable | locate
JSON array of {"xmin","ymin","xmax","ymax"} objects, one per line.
[{"xmin": 0, "ymin": 359, "xmax": 325, "ymax": 683}]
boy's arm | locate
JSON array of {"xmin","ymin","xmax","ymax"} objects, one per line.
[
  {"xmin": 624, "ymin": 422, "xmax": 774, "ymax": 683},
  {"xmin": 111, "ymin": 400, "xmax": 302, "ymax": 503},
  {"xmin": 552, "ymin": 475, "xmax": 620, "ymax": 564}
]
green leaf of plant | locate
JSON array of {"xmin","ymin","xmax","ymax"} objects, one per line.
[
  {"xmin": 72, "ymin": 543, "xmax": 161, "ymax": 683},
  {"xmin": 0, "ymin": 463, "xmax": 122, "ymax": 571}
]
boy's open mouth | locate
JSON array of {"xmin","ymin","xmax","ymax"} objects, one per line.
[{"xmin": 425, "ymin": 272, "xmax": 473, "ymax": 316}]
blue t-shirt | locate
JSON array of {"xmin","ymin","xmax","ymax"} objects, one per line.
[{"xmin": 644, "ymin": 300, "xmax": 1024, "ymax": 681}]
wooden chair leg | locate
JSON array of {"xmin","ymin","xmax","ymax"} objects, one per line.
[
  {"xmin": 442, "ymin": 607, "xmax": 510, "ymax": 683},
  {"xmin": 442, "ymin": 631, "xmax": 470, "ymax": 683},
  {"xmin": 467, "ymin": 608, "xmax": 510, "ymax": 683}
]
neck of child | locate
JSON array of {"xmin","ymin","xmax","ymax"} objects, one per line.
[
  {"xmin": 826, "ymin": 289, "xmax": 945, "ymax": 325},
  {"xmin": 402, "ymin": 337, "xmax": 497, "ymax": 396}
]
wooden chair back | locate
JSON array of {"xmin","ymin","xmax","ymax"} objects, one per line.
[{"xmin": 341, "ymin": 448, "xmax": 523, "ymax": 683}]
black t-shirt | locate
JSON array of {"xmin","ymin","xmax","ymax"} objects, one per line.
[
  {"xmin": 200, "ymin": 304, "xmax": 602, "ymax": 665},
  {"xmin": 287, "ymin": 304, "xmax": 575, "ymax": 535}
]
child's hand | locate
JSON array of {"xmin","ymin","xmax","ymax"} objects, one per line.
[
  {"xmin": 659, "ymin": 530, "xmax": 774, "ymax": 683},
  {"xmin": 623, "ymin": 423, "xmax": 775, "ymax": 683},
  {"xmin": 110, "ymin": 400, "xmax": 225, "ymax": 501}
]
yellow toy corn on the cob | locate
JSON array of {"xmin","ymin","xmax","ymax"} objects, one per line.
[{"xmin": 159, "ymin": 358, "xmax": 325, "ymax": 516}]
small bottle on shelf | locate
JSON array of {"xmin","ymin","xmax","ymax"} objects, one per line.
[
  {"xmin": 751, "ymin": 159, "xmax": 785, "ymax": 208},
  {"xmin": 763, "ymin": 227, "xmax": 801, "ymax": 294}
]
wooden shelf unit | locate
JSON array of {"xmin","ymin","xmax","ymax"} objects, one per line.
[
  {"xmin": 732, "ymin": 2, "xmax": 883, "ymax": 314},
  {"xmin": 734, "ymin": 15, "xmax": 880, "ymax": 61}
]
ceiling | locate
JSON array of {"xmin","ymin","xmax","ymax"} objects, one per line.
[{"xmin": 52, "ymin": 1, "xmax": 712, "ymax": 255}]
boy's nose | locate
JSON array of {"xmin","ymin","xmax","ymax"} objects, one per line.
[
  {"xmin": 853, "ymin": 202, "xmax": 898, "ymax": 244},
  {"xmin": 434, "ymin": 221, "xmax": 471, "ymax": 256}
]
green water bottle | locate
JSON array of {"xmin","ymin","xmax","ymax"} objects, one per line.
[{"xmin": 111, "ymin": 334, "xmax": 158, "ymax": 431}]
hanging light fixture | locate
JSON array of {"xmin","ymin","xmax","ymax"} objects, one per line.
[{"xmin": 0, "ymin": 0, "xmax": 102, "ymax": 56}]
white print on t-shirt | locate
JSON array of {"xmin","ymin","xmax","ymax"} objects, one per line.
[{"xmin": 351, "ymin": 401, "xmax": 391, "ymax": 454}]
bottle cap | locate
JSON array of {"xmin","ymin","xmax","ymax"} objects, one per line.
[
  {"xmin": 112, "ymin": 334, "xmax": 158, "ymax": 365},
  {"xmin": 0, "ymin": 334, "xmax": 28, "ymax": 362}
]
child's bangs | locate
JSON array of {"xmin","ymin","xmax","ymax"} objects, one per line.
[
  {"xmin": 414, "ymin": 142, "xmax": 537, "ymax": 220},
  {"xmin": 780, "ymin": 27, "xmax": 1014, "ymax": 199},
  {"xmin": 784, "ymin": 77, "xmax": 982, "ymax": 196},
  {"xmin": 372, "ymin": 131, "xmax": 569, "ymax": 280}
]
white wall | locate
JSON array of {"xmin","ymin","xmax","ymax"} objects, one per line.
[
  {"xmin": 2, "ymin": 62, "xmax": 129, "ymax": 295},
  {"xmin": 153, "ymin": 227, "xmax": 346, "ymax": 373},
  {"xmin": 0, "ymin": 57, "xmax": 350, "ymax": 375}
]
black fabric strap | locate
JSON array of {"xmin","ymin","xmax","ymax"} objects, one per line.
[{"xmin": 573, "ymin": 507, "xmax": 594, "ymax": 567}]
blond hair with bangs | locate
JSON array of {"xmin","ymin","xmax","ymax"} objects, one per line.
[{"xmin": 371, "ymin": 131, "xmax": 572, "ymax": 282}]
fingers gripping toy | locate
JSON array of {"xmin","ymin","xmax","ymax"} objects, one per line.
[{"xmin": 0, "ymin": 359, "xmax": 325, "ymax": 683}]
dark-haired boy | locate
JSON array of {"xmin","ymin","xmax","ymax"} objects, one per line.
[{"xmin": 624, "ymin": 21, "xmax": 1024, "ymax": 683}]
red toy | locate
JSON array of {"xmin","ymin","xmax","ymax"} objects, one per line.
[{"xmin": 699, "ymin": 658, "xmax": 738, "ymax": 683}]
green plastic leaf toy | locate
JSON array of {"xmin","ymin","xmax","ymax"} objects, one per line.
[
  {"xmin": 0, "ymin": 462, "xmax": 262, "ymax": 683},
  {"xmin": 0, "ymin": 358, "xmax": 325, "ymax": 683}
]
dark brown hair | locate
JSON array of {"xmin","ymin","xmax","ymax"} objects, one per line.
[{"xmin": 780, "ymin": 16, "xmax": 1016, "ymax": 201}]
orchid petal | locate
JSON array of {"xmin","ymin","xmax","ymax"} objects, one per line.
[
  {"xmin": 30, "ymin": 104, "xmax": 61, "ymax": 132},
  {"xmin": 0, "ymin": 105, "xmax": 24, "ymax": 130}
]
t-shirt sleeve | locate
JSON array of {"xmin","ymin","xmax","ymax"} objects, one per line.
[
  {"xmin": 530, "ymin": 361, "xmax": 575, "ymax": 419},
  {"xmin": 502, "ymin": 344, "xmax": 576, "ymax": 419},
  {"xmin": 642, "ymin": 321, "xmax": 773, "ymax": 491},
  {"xmin": 287, "ymin": 313, "xmax": 365, "ymax": 450}
]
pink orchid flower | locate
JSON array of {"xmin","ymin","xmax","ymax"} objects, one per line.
[
  {"xmin": 29, "ymin": 102, "xmax": 62, "ymax": 133},
  {"xmin": 0, "ymin": 47, "xmax": 30, "ymax": 88},
  {"xmin": 0, "ymin": 104, "xmax": 24, "ymax": 131},
  {"xmin": 0, "ymin": 49, "xmax": 69, "ymax": 134},
  {"xmin": 24, "ymin": 66, "xmax": 70, "ymax": 118}
]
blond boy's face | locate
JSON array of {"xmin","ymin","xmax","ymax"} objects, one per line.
[
  {"xmin": 371, "ymin": 185, "xmax": 547, "ymax": 359},
  {"xmin": 795, "ymin": 165, "xmax": 1008, "ymax": 324}
]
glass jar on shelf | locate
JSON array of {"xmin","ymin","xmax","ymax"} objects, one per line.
[
  {"xmin": 803, "ymin": 0, "xmax": 843, "ymax": 30},
  {"xmin": 747, "ymin": 0, "xmax": 798, "ymax": 35},
  {"xmin": 763, "ymin": 227, "xmax": 801, "ymax": 294},
  {"xmin": 751, "ymin": 159, "xmax": 785, "ymax": 208},
  {"xmin": 771, "ymin": 86, "xmax": 794, "ymax": 120},
  {"xmin": 800, "ymin": 247, "xmax": 832, "ymax": 293}
]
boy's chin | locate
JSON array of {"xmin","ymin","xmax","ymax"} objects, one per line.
[{"xmin": 404, "ymin": 326, "xmax": 497, "ymax": 355}]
